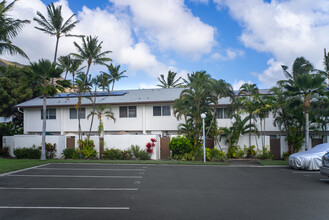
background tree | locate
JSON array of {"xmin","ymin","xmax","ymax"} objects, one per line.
[
  {"xmin": 0, "ymin": 0, "xmax": 30, "ymax": 58},
  {"xmin": 96, "ymin": 72, "xmax": 111, "ymax": 92},
  {"xmin": 87, "ymin": 105, "xmax": 115, "ymax": 137},
  {"xmin": 323, "ymin": 48, "xmax": 329, "ymax": 86},
  {"xmin": 24, "ymin": 59, "xmax": 68, "ymax": 160},
  {"xmin": 34, "ymin": 2, "xmax": 80, "ymax": 63},
  {"xmin": 157, "ymin": 70, "xmax": 183, "ymax": 88},
  {"xmin": 280, "ymin": 57, "xmax": 326, "ymax": 151},
  {"xmin": 237, "ymin": 83, "xmax": 259, "ymax": 148},
  {"xmin": 69, "ymin": 59, "xmax": 84, "ymax": 93},
  {"xmin": 57, "ymin": 55, "xmax": 72, "ymax": 80},
  {"xmin": 71, "ymin": 35, "xmax": 112, "ymax": 84},
  {"xmin": 101, "ymin": 63, "xmax": 127, "ymax": 91}
]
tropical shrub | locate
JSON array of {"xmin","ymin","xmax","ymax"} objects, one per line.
[
  {"xmin": 207, "ymin": 148, "xmax": 227, "ymax": 162},
  {"xmin": 130, "ymin": 145, "xmax": 141, "ymax": 159},
  {"xmin": 62, "ymin": 148, "xmax": 78, "ymax": 159},
  {"xmin": 103, "ymin": 148, "xmax": 123, "ymax": 160},
  {"xmin": 45, "ymin": 142, "xmax": 57, "ymax": 159},
  {"xmin": 257, "ymin": 146, "xmax": 274, "ymax": 160},
  {"xmin": 138, "ymin": 150, "xmax": 150, "ymax": 160},
  {"xmin": 14, "ymin": 146, "xmax": 41, "ymax": 159},
  {"xmin": 281, "ymin": 151, "xmax": 291, "ymax": 160},
  {"xmin": 78, "ymin": 139, "xmax": 97, "ymax": 159},
  {"xmin": 169, "ymin": 136, "xmax": 192, "ymax": 156},
  {"xmin": 244, "ymin": 145, "xmax": 257, "ymax": 158},
  {"xmin": 0, "ymin": 147, "xmax": 9, "ymax": 157}
]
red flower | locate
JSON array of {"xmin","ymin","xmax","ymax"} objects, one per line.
[{"xmin": 151, "ymin": 138, "xmax": 157, "ymax": 143}]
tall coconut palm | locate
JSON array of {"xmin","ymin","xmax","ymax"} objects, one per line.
[
  {"xmin": 96, "ymin": 72, "xmax": 111, "ymax": 92},
  {"xmin": 238, "ymin": 83, "xmax": 259, "ymax": 147},
  {"xmin": 101, "ymin": 63, "xmax": 126, "ymax": 91},
  {"xmin": 280, "ymin": 57, "xmax": 326, "ymax": 151},
  {"xmin": 24, "ymin": 59, "xmax": 65, "ymax": 160},
  {"xmin": 0, "ymin": 0, "xmax": 30, "ymax": 58},
  {"xmin": 157, "ymin": 70, "xmax": 183, "ymax": 88},
  {"xmin": 71, "ymin": 35, "xmax": 112, "ymax": 84},
  {"xmin": 34, "ymin": 3, "xmax": 80, "ymax": 63},
  {"xmin": 69, "ymin": 59, "xmax": 84, "ymax": 93},
  {"xmin": 87, "ymin": 105, "xmax": 115, "ymax": 137}
]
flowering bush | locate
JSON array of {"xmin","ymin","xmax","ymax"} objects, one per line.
[{"xmin": 146, "ymin": 138, "xmax": 157, "ymax": 154}]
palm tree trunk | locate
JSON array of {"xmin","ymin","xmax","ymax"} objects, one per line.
[
  {"xmin": 87, "ymin": 90, "xmax": 97, "ymax": 144},
  {"xmin": 206, "ymin": 106, "xmax": 216, "ymax": 137},
  {"xmin": 112, "ymin": 80, "xmax": 115, "ymax": 91},
  {"xmin": 83, "ymin": 64, "xmax": 91, "ymax": 84},
  {"xmin": 249, "ymin": 113, "xmax": 252, "ymax": 147},
  {"xmin": 64, "ymin": 70, "xmax": 68, "ymax": 80},
  {"xmin": 78, "ymin": 104, "xmax": 81, "ymax": 143},
  {"xmin": 72, "ymin": 73, "xmax": 75, "ymax": 93},
  {"xmin": 41, "ymin": 94, "xmax": 47, "ymax": 160},
  {"xmin": 305, "ymin": 108, "xmax": 310, "ymax": 151},
  {"xmin": 51, "ymin": 36, "xmax": 60, "ymax": 85}
]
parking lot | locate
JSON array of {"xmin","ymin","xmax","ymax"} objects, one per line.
[{"xmin": 1, "ymin": 163, "xmax": 329, "ymax": 220}]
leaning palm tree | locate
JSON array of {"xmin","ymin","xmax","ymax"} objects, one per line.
[
  {"xmin": 280, "ymin": 57, "xmax": 326, "ymax": 151},
  {"xmin": 157, "ymin": 70, "xmax": 183, "ymax": 88},
  {"xmin": 101, "ymin": 63, "xmax": 126, "ymax": 91},
  {"xmin": 87, "ymin": 105, "xmax": 115, "ymax": 137},
  {"xmin": 71, "ymin": 35, "xmax": 112, "ymax": 84},
  {"xmin": 0, "ymin": 0, "xmax": 30, "ymax": 58},
  {"xmin": 34, "ymin": 3, "xmax": 81, "ymax": 63},
  {"xmin": 23, "ymin": 59, "xmax": 66, "ymax": 160}
]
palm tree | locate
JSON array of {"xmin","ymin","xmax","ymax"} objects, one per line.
[
  {"xmin": 101, "ymin": 63, "xmax": 126, "ymax": 91},
  {"xmin": 74, "ymin": 73, "xmax": 92, "ymax": 142},
  {"xmin": 157, "ymin": 70, "xmax": 183, "ymax": 88},
  {"xmin": 87, "ymin": 105, "xmax": 115, "ymax": 137},
  {"xmin": 238, "ymin": 83, "xmax": 259, "ymax": 147},
  {"xmin": 69, "ymin": 59, "xmax": 84, "ymax": 93},
  {"xmin": 24, "ymin": 59, "xmax": 65, "ymax": 160},
  {"xmin": 57, "ymin": 55, "xmax": 72, "ymax": 80},
  {"xmin": 71, "ymin": 35, "xmax": 112, "ymax": 84},
  {"xmin": 96, "ymin": 72, "xmax": 111, "ymax": 92},
  {"xmin": 34, "ymin": 3, "xmax": 80, "ymax": 63},
  {"xmin": 0, "ymin": 0, "xmax": 30, "ymax": 58},
  {"xmin": 280, "ymin": 57, "xmax": 326, "ymax": 151}
]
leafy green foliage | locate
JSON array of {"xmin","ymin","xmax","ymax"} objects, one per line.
[
  {"xmin": 14, "ymin": 146, "xmax": 41, "ymax": 159},
  {"xmin": 281, "ymin": 151, "xmax": 291, "ymax": 160},
  {"xmin": 45, "ymin": 142, "xmax": 57, "ymax": 159},
  {"xmin": 257, "ymin": 146, "xmax": 274, "ymax": 160},
  {"xmin": 169, "ymin": 136, "xmax": 192, "ymax": 156},
  {"xmin": 62, "ymin": 148, "xmax": 77, "ymax": 159},
  {"xmin": 0, "ymin": 147, "xmax": 9, "ymax": 157},
  {"xmin": 226, "ymin": 145, "xmax": 244, "ymax": 158},
  {"xmin": 103, "ymin": 148, "xmax": 123, "ymax": 160},
  {"xmin": 206, "ymin": 148, "xmax": 227, "ymax": 162},
  {"xmin": 244, "ymin": 145, "xmax": 257, "ymax": 158},
  {"xmin": 138, "ymin": 151, "xmax": 150, "ymax": 160},
  {"xmin": 78, "ymin": 139, "xmax": 97, "ymax": 159}
]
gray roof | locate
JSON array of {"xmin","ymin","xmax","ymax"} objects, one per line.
[
  {"xmin": 16, "ymin": 87, "xmax": 272, "ymax": 108},
  {"xmin": 16, "ymin": 88, "xmax": 185, "ymax": 108}
]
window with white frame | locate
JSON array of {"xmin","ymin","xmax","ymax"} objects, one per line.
[
  {"xmin": 153, "ymin": 105, "xmax": 171, "ymax": 116},
  {"xmin": 119, "ymin": 106, "xmax": 137, "ymax": 118},
  {"xmin": 216, "ymin": 108, "xmax": 231, "ymax": 119},
  {"xmin": 41, "ymin": 109, "xmax": 56, "ymax": 120},
  {"xmin": 69, "ymin": 108, "xmax": 85, "ymax": 119}
]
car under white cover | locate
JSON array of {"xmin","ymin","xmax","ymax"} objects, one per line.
[{"xmin": 289, "ymin": 143, "xmax": 329, "ymax": 170}]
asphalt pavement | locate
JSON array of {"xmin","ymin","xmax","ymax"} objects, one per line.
[{"xmin": 0, "ymin": 163, "xmax": 328, "ymax": 220}]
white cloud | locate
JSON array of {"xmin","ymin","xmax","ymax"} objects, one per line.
[
  {"xmin": 211, "ymin": 48, "xmax": 244, "ymax": 60},
  {"xmin": 253, "ymin": 58, "xmax": 285, "ymax": 89},
  {"xmin": 110, "ymin": 0, "xmax": 216, "ymax": 57},
  {"xmin": 215, "ymin": 0, "xmax": 329, "ymax": 88},
  {"xmin": 232, "ymin": 79, "xmax": 252, "ymax": 90}
]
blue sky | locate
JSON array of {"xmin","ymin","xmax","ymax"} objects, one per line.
[{"xmin": 4, "ymin": 0, "xmax": 329, "ymax": 90}]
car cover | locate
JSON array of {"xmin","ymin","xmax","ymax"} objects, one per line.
[{"xmin": 289, "ymin": 143, "xmax": 329, "ymax": 170}]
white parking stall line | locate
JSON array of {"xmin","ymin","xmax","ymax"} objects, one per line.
[
  {"xmin": 0, "ymin": 163, "xmax": 51, "ymax": 177},
  {"xmin": 292, "ymin": 171, "xmax": 320, "ymax": 174},
  {"xmin": 0, "ymin": 206, "xmax": 129, "ymax": 210},
  {"xmin": 35, "ymin": 168, "xmax": 146, "ymax": 171},
  {"xmin": 7, "ymin": 174, "xmax": 142, "ymax": 178},
  {"xmin": 0, "ymin": 187, "xmax": 138, "ymax": 191}
]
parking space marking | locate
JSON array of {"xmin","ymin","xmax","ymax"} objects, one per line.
[
  {"xmin": 292, "ymin": 171, "xmax": 320, "ymax": 174},
  {"xmin": 35, "ymin": 168, "xmax": 146, "ymax": 171},
  {"xmin": 8, "ymin": 174, "xmax": 142, "ymax": 178},
  {"xmin": 0, "ymin": 187, "xmax": 138, "ymax": 191},
  {"xmin": 0, "ymin": 163, "xmax": 50, "ymax": 177},
  {"xmin": 0, "ymin": 206, "xmax": 130, "ymax": 210}
]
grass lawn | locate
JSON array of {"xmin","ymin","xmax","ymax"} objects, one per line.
[
  {"xmin": 258, "ymin": 160, "xmax": 289, "ymax": 166},
  {"xmin": 0, "ymin": 158, "xmax": 226, "ymax": 174}
]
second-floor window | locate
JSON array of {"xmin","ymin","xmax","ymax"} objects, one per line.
[
  {"xmin": 70, "ymin": 108, "xmax": 85, "ymax": 119},
  {"xmin": 120, "ymin": 106, "xmax": 137, "ymax": 118},
  {"xmin": 153, "ymin": 106, "xmax": 171, "ymax": 116},
  {"xmin": 216, "ymin": 108, "xmax": 231, "ymax": 119},
  {"xmin": 41, "ymin": 109, "xmax": 56, "ymax": 120}
]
